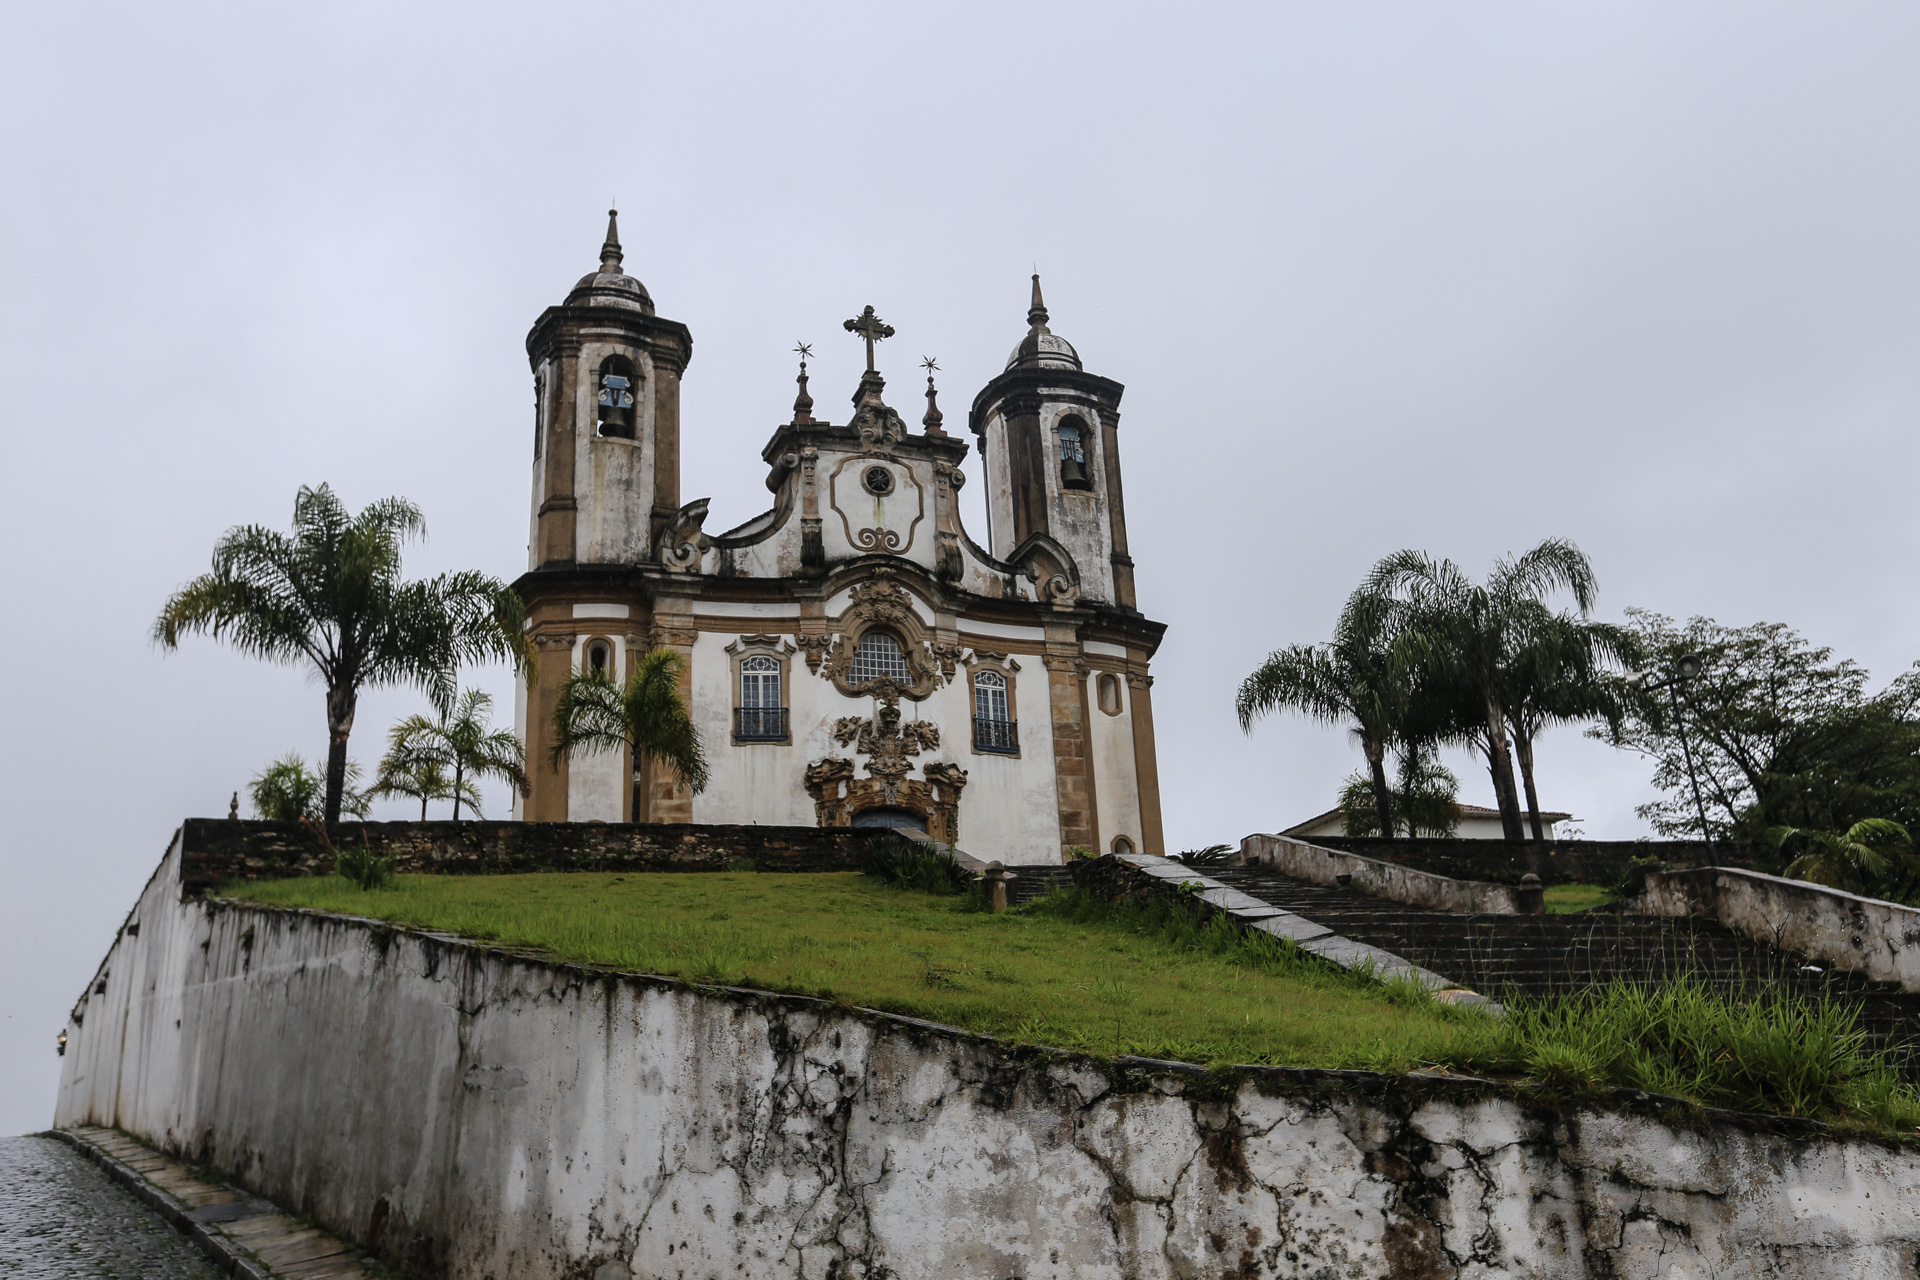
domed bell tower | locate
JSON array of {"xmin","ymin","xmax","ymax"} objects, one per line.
[
  {"xmin": 967, "ymin": 276, "xmax": 1137, "ymax": 610},
  {"xmin": 525, "ymin": 210, "xmax": 693, "ymax": 568}
]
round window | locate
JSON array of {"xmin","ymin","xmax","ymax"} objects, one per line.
[{"xmin": 863, "ymin": 465, "xmax": 894, "ymax": 495}]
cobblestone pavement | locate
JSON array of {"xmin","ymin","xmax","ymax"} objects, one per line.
[{"xmin": 0, "ymin": 1135, "xmax": 219, "ymax": 1279}]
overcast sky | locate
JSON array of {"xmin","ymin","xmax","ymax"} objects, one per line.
[{"xmin": 5, "ymin": 2, "xmax": 1919, "ymax": 1133}]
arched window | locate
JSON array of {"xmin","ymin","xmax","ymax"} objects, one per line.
[
  {"xmin": 596, "ymin": 355, "xmax": 638, "ymax": 439},
  {"xmin": 1111, "ymin": 835, "xmax": 1135, "ymax": 856},
  {"xmin": 973, "ymin": 669, "xmax": 1017, "ymax": 753},
  {"xmin": 849, "ymin": 631, "xmax": 910, "ymax": 685},
  {"xmin": 1057, "ymin": 415, "xmax": 1092, "ymax": 490},
  {"xmin": 586, "ymin": 640, "xmax": 612, "ymax": 677},
  {"xmin": 736, "ymin": 655, "xmax": 786, "ymax": 741},
  {"xmin": 1097, "ymin": 672, "xmax": 1123, "ymax": 715}
]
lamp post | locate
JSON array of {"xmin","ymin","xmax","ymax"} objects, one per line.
[{"xmin": 1633, "ymin": 654, "xmax": 1715, "ymax": 866}]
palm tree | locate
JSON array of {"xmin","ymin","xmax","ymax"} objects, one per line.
[
  {"xmin": 1502, "ymin": 606, "xmax": 1640, "ymax": 841},
  {"xmin": 377, "ymin": 688, "xmax": 527, "ymax": 819},
  {"xmin": 1371, "ymin": 538, "xmax": 1599, "ymax": 842},
  {"xmin": 367, "ymin": 754, "xmax": 471, "ymax": 820},
  {"xmin": 1238, "ymin": 585, "xmax": 1407, "ymax": 839},
  {"xmin": 250, "ymin": 752, "xmax": 370, "ymax": 821},
  {"xmin": 1769, "ymin": 818, "xmax": 1915, "ymax": 896},
  {"xmin": 551, "ymin": 648, "xmax": 709, "ymax": 817},
  {"xmin": 154, "ymin": 485, "xmax": 535, "ymax": 821},
  {"xmin": 1337, "ymin": 742, "xmax": 1460, "ymax": 838}
]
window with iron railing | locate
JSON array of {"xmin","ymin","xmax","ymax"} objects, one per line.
[
  {"xmin": 736, "ymin": 655, "xmax": 787, "ymax": 741},
  {"xmin": 973, "ymin": 670, "xmax": 1018, "ymax": 753},
  {"xmin": 734, "ymin": 706, "xmax": 789, "ymax": 741}
]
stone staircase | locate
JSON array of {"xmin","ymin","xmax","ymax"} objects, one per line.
[{"xmin": 1009, "ymin": 860, "xmax": 1920, "ymax": 1068}]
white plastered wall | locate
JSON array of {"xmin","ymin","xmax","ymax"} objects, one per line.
[
  {"xmin": 1087, "ymin": 671, "xmax": 1142, "ymax": 855},
  {"xmin": 565, "ymin": 622, "xmax": 630, "ymax": 822},
  {"xmin": 574, "ymin": 341, "xmax": 657, "ymax": 565},
  {"xmin": 1037, "ymin": 402, "xmax": 1115, "ymax": 605}
]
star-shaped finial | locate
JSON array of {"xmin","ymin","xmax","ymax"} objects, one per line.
[
  {"xmin": 920, "ymin": 356, "xmax": 939, "ymax": 375},
  {"xmin": 794, "ymin": 341, "xmax": 814, "ymax": 362}
]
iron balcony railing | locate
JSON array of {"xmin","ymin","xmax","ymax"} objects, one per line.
[
  {"xmin": 973, "ymin": 715, "xmax": 1018, "ymax": 754},
  {"xmin": 734, "ymin": 706, "xmax": 789, "ymax": 742}
]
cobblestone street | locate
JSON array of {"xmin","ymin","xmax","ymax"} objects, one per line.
[{"xmin": 0, "ymin": 1135, "xmax": 219, "ymax": 1279}]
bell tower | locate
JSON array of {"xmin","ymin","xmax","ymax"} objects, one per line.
[
  {"xmin": 525, "ymin": 210, "xmax": 693, "ymax": 568},
  {"xmin": 967, "ymin": 277, "xmax": 1137, "ymax": 609}
]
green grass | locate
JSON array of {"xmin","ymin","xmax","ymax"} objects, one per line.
[
  {"xmin": 227, "ymin": 872, "xmax": 1920, "ymax": 1133},
  {"xmin": 229, "ymin": 871, "xmax": 1479, "ymax": 1072},
  {"xmin": 1543, "ymin": 883, "xmax": 1615, "ymax": 913}
]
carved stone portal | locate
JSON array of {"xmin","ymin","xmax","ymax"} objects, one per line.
[{"xmin": 806, "ymin": 687, "xmax": 967, "ymax": 842}]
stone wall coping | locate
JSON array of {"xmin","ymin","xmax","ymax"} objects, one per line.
[
  {"xmin": 1630, "ymin": 865, "xmax": 1920, "ymax": 992},
  {"xmin": 1239, "ymin": 832, "xmax": 1542, "ymax": 915},
  {"xmin": 1074, "ymin": 854, "xmax": 1498, "ymax": 1012}
]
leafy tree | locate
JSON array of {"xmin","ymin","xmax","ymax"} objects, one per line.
[
  {"xmin": 1768, "ymin": 818, "xmax": 1917, "ymax": 900},
  {"xmin": 1602, "ymin": 610, "xmax": 1920, "ymax": 844},
  {"xmin": 367, "ymin": 754, "xmax": 469, "ymax": 821},
  {"xmin": 1371, "ymin": 538, "xmax": 1601, "ymax": 841},
  {"xmin": 551, "ymin": 648, "xmax": 709, "ymax": 815},
  {"xmin": 377, "ymin": 688, "xmax": 526, "ymax": 820},
  {"xmin": 250, "ymin": 752, "xmax": 369, "ymax": 821},
  {"xmin": 1238, "ymin": 585, "xmax": 1408, "ymax": 839},
  {"xmin": 154, "ymin": 485, "xmax": 535, "ymax": 821},
  {"xmin": 1338, "ymin": 743, "xmax": 1460, "ymax": 837}
]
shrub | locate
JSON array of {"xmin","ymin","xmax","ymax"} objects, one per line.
[
  {"xmin": 334, "ymin": 843, "xmax": 394, "ymax": 891},
  {"xmin": 860, "ymin": 833, "xmax": 969, "ymax": 895}
]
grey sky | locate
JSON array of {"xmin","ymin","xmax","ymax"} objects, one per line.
[{"xmin": 5, "ymin": 3, "xmax": 1919, "ymax": 1132}]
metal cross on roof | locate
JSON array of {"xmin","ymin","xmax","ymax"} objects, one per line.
[{"xmin": 843, "ymin": 306, "xmax": 895, "ymax": 373}]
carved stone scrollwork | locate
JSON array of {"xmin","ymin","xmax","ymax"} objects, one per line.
[
  {"xmin": 822, "ymin": 567, "xmax": 942, "ymax": 699},
  {"xmin": 933, "ymin": 460, "xmax": 966, "ymax": 491},
  {"xmin": 655, "ymin": 498, "xmax": 711, "ymax": 572},
  {"xmin": 934, "ymin": 531, "xmax": 963, "ymax": 582},
  {"xmin": 724, "ymin": 635, "xmax": 797, "ymax": 657},
  {"xmin": 648, "ymin": 624, "xmax": 698, "ymax": 649},
  {"xmin": 796, "ymin": 632, "xmax": 834, "ymax": 673},
  {"xmin": 534, "ymin": 632, "xmax": 578, "ymax": 649},
  {"xmin": 804, "ymin": 687, "xmax": 969, "ymax": 842},
  {"xmin": 929, "ymin": 641, "xmax": 965, "ymax": 679},
  {"xmin": 850, "ymin": 400, "xmax": 908, "ymax": 448},
  {"xmin": 1126, "ymin": 672, "xmax": 1155, "ymax": 689}
]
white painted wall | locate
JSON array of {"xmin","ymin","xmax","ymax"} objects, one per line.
[
  {"xmin": 573, "ymin": 342, "xmax": 657, "ymax": 566},
  {"xmin": 1088, "ymin": 674, "xmax": 1141, "ymax": 854},
  {"xmin": 60, "ymin": 862, "xmax": 1920, "ymax": 1280},
  {"xmin": 564, "ymin": 633, "xmax": 627, "ymax": 822}
]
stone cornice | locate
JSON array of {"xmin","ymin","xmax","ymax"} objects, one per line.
[{"xmin": 524, "ymin": 305, "xmax": 694, "ymax": 370}]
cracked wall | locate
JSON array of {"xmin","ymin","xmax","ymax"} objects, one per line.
[{"xmin": 56, "ymin": 836, "xmax": 1920, "ymax": 1279}]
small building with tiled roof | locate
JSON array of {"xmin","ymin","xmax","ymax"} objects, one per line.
[{"xmin": 1281, "ymin": 803, "xmax": 1572, "ymax": 841}]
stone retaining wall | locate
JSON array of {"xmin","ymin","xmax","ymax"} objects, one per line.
[
  {"xmin": 1629, "ymin": 865, "xmax": 1920, "ymax": 993},
  {"xmin": 53, "ymin": 830, "xmax": 1920, "ymax": 1278},
  {"xmin": 1240, "ymin": 833, "xmax": 1542, "ymax": 914},
  {"xmin": 177, "ymin": 817, "xmax": 891, "ymax": 896},
  {"xmin": 1299, "ymin": 836, "xmax": 1733, "ymax": 886}
]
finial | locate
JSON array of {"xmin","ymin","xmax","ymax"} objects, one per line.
[
  {"xmin": 599, "ymin": 208, "xmax": 624, "ymax": 274},
  {"xmin": 792, "ymin": 341, "xmax": 816, "ymax": 423},
  {"xmin": 920, "ymin": 356, "xmax": 945, "ymax": 435},
  {"xmin": 1027, "ymin": 273, "xmax": 1049, "ymax": 329}
]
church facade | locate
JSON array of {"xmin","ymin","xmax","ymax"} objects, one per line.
[{"xmin": 512, "ymin": 215, "xmax": 1166, "ymax": 862}]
